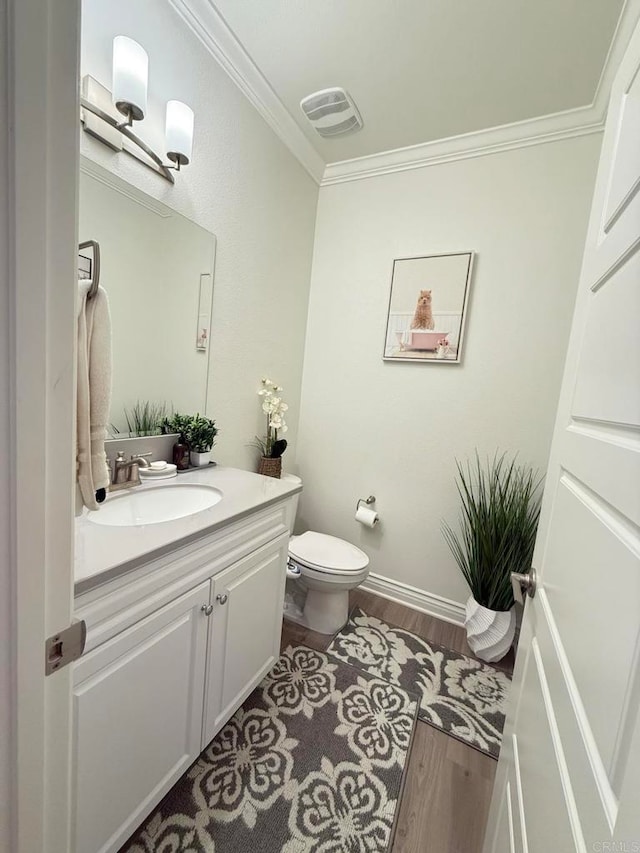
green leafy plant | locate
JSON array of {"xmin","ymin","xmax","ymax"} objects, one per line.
[
  {"xmin": 124, "ymin": 401, "xmax": 168, "ymax": 437},
  {"xmin": 184, "ymin": 414, "xmax": 218, "ymax": 453},
  {"xmin": 162, "ymin": 413, "xmax": 192, "ymax": 438},
  {"xmin": 442, "ymin": 452, "xmax": 543, "ymax": 612}
]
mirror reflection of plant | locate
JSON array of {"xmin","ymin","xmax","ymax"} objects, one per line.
[
  {"xmin": 183, "ymin": 414, "xmax": 218, "ymax": 453},
  {"xmin": 124, "ymin": 401, "xmax": 168, "ymax": 437},
  {"xmin": 442, "ymin": 452, "xmax": 543, "ymax": 612},
  {"xmin": 254, "ymin": 378, "xmax": 288, "ymax": 458}
]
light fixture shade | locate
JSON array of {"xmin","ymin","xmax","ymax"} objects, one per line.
[
  {"xmin": 166, "ymin": 100, "xmax": 194, "ymax": 166},
  {"xmin": 112, "ymin": 36, "xmax": 148, "ymax": 121}
]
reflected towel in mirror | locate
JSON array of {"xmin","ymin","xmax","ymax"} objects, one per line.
[{"xmin": 77, "ymin": 280, "xmax": 112, "ymax": 510}]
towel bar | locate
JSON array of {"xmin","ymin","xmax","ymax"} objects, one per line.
[{"xmin": 78, "ymin": 239, "xmax": 101, "ymax": 299}]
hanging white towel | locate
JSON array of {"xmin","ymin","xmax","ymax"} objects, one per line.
[{"xmin": 77, "ymin": 280, "xmax": 112, "ymax": 510}]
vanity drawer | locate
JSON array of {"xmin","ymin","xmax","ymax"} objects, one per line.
[{"xmin": 75, "ymin": 499, "xmax": 290, "ymax": 653}]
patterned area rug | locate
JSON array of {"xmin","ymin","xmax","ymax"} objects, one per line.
[
  {"xmin": 327, "ymin": 607, "xmax": 511, "ymax": 759},
  {"xmin": 121, "ymin": 645, "xmax": 418, "ymax": 853}
]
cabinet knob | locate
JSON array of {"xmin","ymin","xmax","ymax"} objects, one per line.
[
  {"xmin": 216, "ymin": 593, "xmax": 228, "ymax": 605},
  {"xmin": 201, "ymin": 603, "xmax": 214, "ymax": 616}
]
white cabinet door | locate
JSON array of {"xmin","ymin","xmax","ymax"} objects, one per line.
[
  {"xmin": 202, "ymin": 535, "xmax": 288, "ymax": 746},
  {"xmin": 72, "ymin": 580, "xmax": 210, "ymax": 853}
]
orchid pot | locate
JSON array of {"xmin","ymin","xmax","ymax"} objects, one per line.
[{"xmin": 258, "ymin": 456, "xmax": 282, "ymax": 479}]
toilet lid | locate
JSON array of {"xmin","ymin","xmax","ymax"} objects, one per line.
[{"xmin": 289, "ymin": 531, "xmax": 369, "ymax": 573}]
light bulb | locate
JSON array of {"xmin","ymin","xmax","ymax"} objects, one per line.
[{"xmin": 112, "ymin": 36, "xmax": 148, "ymax": 122}]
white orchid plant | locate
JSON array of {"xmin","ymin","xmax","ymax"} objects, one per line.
[{"xmin": 255, "ymin": 377, "xmax": 289, "ymax": 458}]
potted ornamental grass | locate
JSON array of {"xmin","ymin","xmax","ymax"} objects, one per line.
[
  {"xmin": 442, "ymin": 452, "xmax": 542, "ymax": 662},
  {"xmin": 254, "ymin": 378, "xmax": 288, "ymax": 478},
  {"xmin": 184, "ymin": 414, "xmax": 218, "ymax": 467}
]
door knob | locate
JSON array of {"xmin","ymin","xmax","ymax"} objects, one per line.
[
  {"xmin": 511, "ymin": 568, "xmax": 537, "ymax": 605},
  {"xmin": 216, "ymin": 593, "xmax": 228, "ymax": 605},
  {"xmin": 201, "ymin": 603, "xmax": 214, "ymax": 616}
]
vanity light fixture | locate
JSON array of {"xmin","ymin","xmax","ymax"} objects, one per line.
[{"xmin": 80, "ymin": 37, "xmax": 196, "ymax": 184}]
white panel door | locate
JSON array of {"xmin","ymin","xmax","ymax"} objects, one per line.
[
  {"xmin": 72, "ymin": 581, "xmax": 210, "ymax": 853},
  {"xmin": 9, "ymin": 1, "xmax": 80, "ymax": 851},
  {"xmin": 202, "ymin": 535, "xmax": 288, "ymax": 746},
  {"xmin": 484, "ymin": 19, "xmax": 640, "ymax": 853}
]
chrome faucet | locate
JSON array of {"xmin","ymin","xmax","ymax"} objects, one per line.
[{"xmin": 110, "ymin": 451, "xmax": 152, "ymax": 491}]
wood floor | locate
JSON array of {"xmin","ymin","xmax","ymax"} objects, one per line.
[{"xmin": 280, "ymin": 589, "xmax": 515, "ymax": 853}]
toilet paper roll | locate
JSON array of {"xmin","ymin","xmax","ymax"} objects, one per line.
[{"xmin": 355, "ymin": 505, "xmax": 379, "ymax": 528}]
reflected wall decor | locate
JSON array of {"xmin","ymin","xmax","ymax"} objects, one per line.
[{"xmin": 383, "ymin": 252, "xmax": 474, "ymax": 363}]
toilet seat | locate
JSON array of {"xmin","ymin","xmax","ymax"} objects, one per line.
[{"xmin": 289, "ymin": 531, "xmax": 369, "ymax": 574}]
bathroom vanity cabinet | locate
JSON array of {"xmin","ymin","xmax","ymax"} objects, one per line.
[{"xmin": 72, "ymin": 480, "xmax": 296, "ymax": 853}]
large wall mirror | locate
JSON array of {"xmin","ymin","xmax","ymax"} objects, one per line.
[{"xmin": 79, "ymin": 158, "xmax": 216, "ymax": 434}]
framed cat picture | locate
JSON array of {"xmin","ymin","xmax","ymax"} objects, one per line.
[{"xmin": 382, "ymin": 251, "xmax": 474, "ymax": 363}]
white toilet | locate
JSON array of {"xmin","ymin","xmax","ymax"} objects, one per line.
[{"xmin": 282, "ymin": 474, "xmax": 370, "ymax": 634}]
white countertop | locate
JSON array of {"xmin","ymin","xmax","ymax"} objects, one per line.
[{"xmin": 75, "ymin": 466, "xmax": 301, "ymax": 592}]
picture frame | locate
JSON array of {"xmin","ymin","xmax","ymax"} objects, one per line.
[{"xmin": 382, "ymin": 251, "xmax": 474, "ymax": 363}]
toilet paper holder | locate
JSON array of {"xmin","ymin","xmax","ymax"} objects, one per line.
[{"xmin": 356, "ymin": 495, "xmax": 376, "ymax": 511}]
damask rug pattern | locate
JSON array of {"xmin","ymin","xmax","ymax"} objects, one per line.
[
  {"xmin": 327, "ymin": 607, "xmax": 511, "ymax": 759},
  {"xmin": 121, "ymin": 645, "xmax": 418, "ymax": 853}
]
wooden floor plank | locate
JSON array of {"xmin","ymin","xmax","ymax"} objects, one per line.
[
  {"xmin": 281, "ymin": 587, "xmax": 514, "ymax": 853},
  {"xmin": 393, "ymin": 724, "xmax": 496, "ymax": 853},
  {"xmin": 279, "ymin": 617, "xmax": 333, "ymax": 653}
]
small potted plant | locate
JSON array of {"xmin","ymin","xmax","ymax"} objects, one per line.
[
  {"xmin": 162, "ymin": 413, "xmax": 192, "ymax": 438},
  {"xmin": 442, "ymin": 452, "xmax": 542, "ymax": 662},
  {"xmin": 162, "ymin": 413, "xmax": 195, "ymax": 470},
  {"xmin": 254, "ymin": 378, "xmax": 288, "ymax": 478},
  {"xmin": 184, "ymin": 414, "xmax": 218, "ymax": 467}
]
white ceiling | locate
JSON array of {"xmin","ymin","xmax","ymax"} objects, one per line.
[{"xmin": 212, "ymin": 0, "xmax": 625, "ymax": 164}]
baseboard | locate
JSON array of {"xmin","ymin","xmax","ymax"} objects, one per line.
[{"xmin": 361, "ymin": 572, "xmax": 466, "ymax": 626}]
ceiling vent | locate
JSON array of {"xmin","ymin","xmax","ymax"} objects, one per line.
[{"xmin": 300, "ymin": 87, "xmax": 363, "ymax": 138}]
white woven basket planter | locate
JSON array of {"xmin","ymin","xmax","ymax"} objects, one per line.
[{"xmin": 464, "ymin": 596, "xmax": 516, "ymax": 663}]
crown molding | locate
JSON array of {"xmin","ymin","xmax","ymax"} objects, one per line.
[
  {"xmin": 320, "ymin": 107, "xmax": 605, "ymax": 186},
  {"xmin": 590, "ymin": 0, "xmax": 640, "ymax": 117},
  {"xmin": 166, "ymin": 0, "xmax": 325, "ymax": 184},
  {"xmin": 169, "ymin": 0, "xmax": 640, "ymax": 188}
]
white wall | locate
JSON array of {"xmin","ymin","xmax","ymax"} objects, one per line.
[
  {"xmin": 0, "ymin": 0, "xmax": 11, "ymax": 845},
  {"xmin": 296, "ymin": 136, "xmax": 600, "ymax": 606},
  {"xmin": 81, "ymin": 0, "xmax": 318, "ymax": 465}
]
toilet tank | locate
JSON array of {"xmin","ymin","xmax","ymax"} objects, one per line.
[{"xmin": 281, "ymin": 473, "xmax": 302, "ymax": 533}]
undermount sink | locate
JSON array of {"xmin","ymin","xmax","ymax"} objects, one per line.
[{"xmin": 87, "ymin": 483, "xmax": 223, "ymax": 527}]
